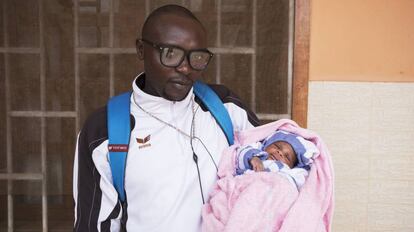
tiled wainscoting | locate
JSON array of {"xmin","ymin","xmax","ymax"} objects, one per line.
[{"xmin": 308, "ymin": 81, "xmax": 414, "ymax": 232}]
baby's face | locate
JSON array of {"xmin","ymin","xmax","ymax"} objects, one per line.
[{"xmin": 264, "ymin": 141, "xmax": 297, "ymax": 168}]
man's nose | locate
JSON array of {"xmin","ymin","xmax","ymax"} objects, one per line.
[{"xmin": 176, "ymin": 57, "xmax": 191, "ymax": 75}]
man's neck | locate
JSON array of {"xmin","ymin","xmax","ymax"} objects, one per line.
[{"xmin": 137, "ymin": 74, "xmax": 161, "ymax": 97}]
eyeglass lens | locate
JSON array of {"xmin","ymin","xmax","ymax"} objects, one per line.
[{"xmin": 160, "ymin": 47, "xmax": 211, "ymax": 70}]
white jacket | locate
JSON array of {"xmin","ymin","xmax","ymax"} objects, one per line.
[{"xmin": 73, "ymin": 73, "xmax": 259, "ymax": 232}]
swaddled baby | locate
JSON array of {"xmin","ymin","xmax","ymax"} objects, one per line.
[{"xmin": 235, "ymin": 130, "xmax": 319, "ymax": 189}]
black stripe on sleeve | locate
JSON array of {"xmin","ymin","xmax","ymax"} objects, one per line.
[
  {"xmin": 75, "ymin": 107, "xmax": 107, "ymax": 232},
  {"xmin": 75, "ymin": 105, "xmax": 135, "ymax": 232},
  {"xmin": 100, "ymin": 201, "xmax": 122, "ymax": 232}
]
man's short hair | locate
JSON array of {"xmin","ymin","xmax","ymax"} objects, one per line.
[{"xmin": 141, "ymin": 4, "xmax": 205, "ymax": 37}]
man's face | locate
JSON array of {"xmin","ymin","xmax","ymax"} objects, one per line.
[
  {"xmin": 139, "ymin": 14, "xmax": 208, "ymax": 101},
  {"xmin": 264, "ymin": 141, "xmax": 297, "ymax": 168}
]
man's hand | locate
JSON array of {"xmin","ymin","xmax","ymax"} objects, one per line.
[{"xmin": 249, "ymin": 157, "xmax": 264, "ymax": 172}]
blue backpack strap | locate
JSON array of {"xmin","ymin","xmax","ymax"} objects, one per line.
[
  {"xmin": 193, "ymin": 81, "xmax": 234, "ymax": 145},
  {"xmin": 107, "ymin": 91, "xmax": 132, "ymax": 202}
]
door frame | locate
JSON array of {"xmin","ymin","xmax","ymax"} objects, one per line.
[{"xmin": 292, "ymin": 0, "xmax": 311, "ymax": 128}]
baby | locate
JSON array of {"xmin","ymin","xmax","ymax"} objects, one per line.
[{"xmin": 235, "ymin": 130, "xmax": 319, "ymax": 189}]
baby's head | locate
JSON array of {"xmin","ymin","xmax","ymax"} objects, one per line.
[{"xmin": 262, "ymin": 130, "xmax": 314, "ymax": 169}]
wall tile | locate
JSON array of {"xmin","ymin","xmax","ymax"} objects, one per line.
[
  {"xmin": 333, "ymin": 150, "xmax": 370, "ymax": 181},
  {"xmin": 308, "ymin": 81, "xmax": 414, "ymax": 232},
  {"xmin": 372, "ymin": 83, "xmax": 414, "ymax": 109},
  {"xmin": 368, "ymin": 203, "xmax": 414, "ymax": 232},
  {"xmin": 335, "ymin": 179, "xmax": 368, "ymax": 204},
  {"xmin": 369, "ymin": 180, "xmax": 414, "ymax": 205},
  {"xmin": 371, "ymin": 107, "xmax": 414, "ymax": 132},
  {"xmin": 332, "ymin": 202, "xmax": 367, "ymax": 232},
  {"xmin": 317, "ymin": 82, "xmax": 373, "ymax": 107},
  {"xmin": 333, "ymin": 187, "xmax": 368, "ymax": 230},
  {"xmin": 370, "ymin": 127, "xmax": 414, "ymax": 154},
  {"xmin": 369, "ymin": 154, "xmax": 414, "ymax": 181}
]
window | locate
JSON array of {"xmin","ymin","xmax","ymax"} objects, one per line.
[{"xmin": 0, "ymin": 0, "xmax": 309, "ymax": 230}]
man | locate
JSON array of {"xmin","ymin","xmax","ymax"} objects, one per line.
[{"xmin": 73, "ymin": 4, "xmax": 259, "ymax": 232}]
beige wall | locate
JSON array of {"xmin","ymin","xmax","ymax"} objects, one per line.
[
  {"xmin": 308, "ymin": 82, "xmax": 414, "ymax": 231},
  {"xmin": 308, "ymin": 0, "xmax": 414, "ymax": 231},
  {"xmin": 309, "ymin": 0, "xmax": 414, "ymax": 82}
]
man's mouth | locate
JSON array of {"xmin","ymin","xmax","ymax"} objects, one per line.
[
  {"xmin": 170, "ymin": 79, "xmax": 193, "ymax": 89},
  {"xmin": 171, "ymin": 82, "xmax": 189, "ymax": 90}
]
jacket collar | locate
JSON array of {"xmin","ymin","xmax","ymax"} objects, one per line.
[{"xmin": 131, "ymin": 73, "xmax": 194, "ymax": 114}]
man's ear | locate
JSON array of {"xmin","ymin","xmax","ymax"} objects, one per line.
[{"xmin": 136, "ymin": 39, "xmax": 144, "ymax": 60}]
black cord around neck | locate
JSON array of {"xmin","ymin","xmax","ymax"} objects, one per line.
[
  {"xmin": 192, "ymin": 152, "xmax": 205, "ymax": 204},
  {"xmin": 191, "ymin": 105, "xmax": 219, "ymax": 171},
  {"xmin": 190, "ymin": 104, "xmax": 220, "ymax": 204},
  {"xmin": 192, "ymin": 136, "xmax": 218, "ymax": 172}
]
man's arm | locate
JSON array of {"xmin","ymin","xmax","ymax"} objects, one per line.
[{"xmin": 73, "ymin": 107, "xmax": 123, "ymax": 232}]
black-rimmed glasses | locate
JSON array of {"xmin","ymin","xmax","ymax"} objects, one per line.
[{"xmin": 140, "ymin": 38, "xmax": 213, "ymax": 71}]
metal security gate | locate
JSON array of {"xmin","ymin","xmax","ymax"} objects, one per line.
[{"xmin": 0, "ymin": 0, "xmax": 294, "ymax": 231}]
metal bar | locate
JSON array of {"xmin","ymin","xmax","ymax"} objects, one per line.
[
  {"xmin": 0, "ymin": 47, "xmax": 40, "ymax": 53},
  {"xmin": 75, "ymin": 0, "xmax": 80, "ymax": 133},
  {"xmin": 9, "ymin": 111, "xmax": 77, "ymax": 117},
  {"xmin": 109, "ymin": 0, "xmax": 114, "ymax": 97},
  {"xmin": 7, "ymin": 185, "xmax": 12, "ymax": 232},
  {"xmin": 76, "ymin": 47, "xmax": 255, "ymax": 54},
  {"xmin": 0, "ymin": 173, "xmax": 44, "ymax": 180},
  {"xmin": 3, "ymin": 0, "xmax": 13, "ymax": 230},
  {"xmin": 39, "ymin": 0, "xmax": 48, "ymax": 230},
  {"xmin": 76, "ymin": 47, "xmax": 136, "ymax": 54},
  {"xmin": 209, "ymin": 47, "xmax": 254, "ymax": 54},
  {"xmin": 251, "ymin": 0, "xmax": 257, "ymax": 112},
  {"xmin": 256, "ymin": 113, "xmax": 290, "ymax": 121},
  {"xmin": 287, "ymin": 0, "xmax": 295, "ymax": 118},
  {"xmin": 216, "ymin": 0, "xmax": 222, "ymax": 84}
]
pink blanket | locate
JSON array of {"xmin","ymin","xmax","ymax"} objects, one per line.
[{"xmin": 201, "ymin": 119, "xmax": 334, "ymax": 232}]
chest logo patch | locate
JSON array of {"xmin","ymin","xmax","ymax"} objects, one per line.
[{"xmin": 136, "ymin": 135, "xmax": 151, "ymax": 149}]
